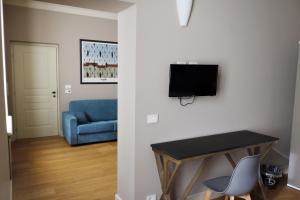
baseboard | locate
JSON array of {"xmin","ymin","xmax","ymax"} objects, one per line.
[
  {"xmin": 10, "ymin": 134, "xmax": 17, "ymax": 142},
  {"xmin": 287, "ymin": 184, "xmax": 300, "ymax": 191},
  {"xmin": 10, "ymin": 180, "xmax": 12, "ymax": 200},
  {"xmin": 59, "ymin": 129, "xmax": 63, "ymax": 137},
  {"xmin": 115, "ymin": 194, "xmax": 122, "ymax": 200}
]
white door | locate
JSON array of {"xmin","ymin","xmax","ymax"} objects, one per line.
[{"xmin": 12, "ymin": 43, "xmax": 59, "ymax": 139}]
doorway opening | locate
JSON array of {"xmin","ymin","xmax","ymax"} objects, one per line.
[{"xmin": 3, "ymin": 0, "xmax": 135, "ymax": 199}]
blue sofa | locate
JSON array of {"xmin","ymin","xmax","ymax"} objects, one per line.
[{"xmin": 63, "ymin": 99, "xmax": 117, "ymax": 145}]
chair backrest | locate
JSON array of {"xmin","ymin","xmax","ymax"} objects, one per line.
[
  {"xmin": 69, "ymin": 99, "xmax": 117, "ymax": 122},
  {"xmin": 225, "ymin": 154, "xmax": 260, "ymax": 196}
]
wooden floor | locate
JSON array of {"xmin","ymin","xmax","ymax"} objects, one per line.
[
  {"xmin": 12, "ymin": 136, "xmax": 300, "ymax": 200},
  {"xmin": 12, "ymin": 136, "xmax": 117, "ymax": 200},
  {"xmin": 265, "ymin": 183, "xmax": 300, "ymax": 200}
]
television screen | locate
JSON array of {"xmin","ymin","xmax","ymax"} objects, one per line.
[{"xmin": 169, "ymin": 64, "xmax": 218, "ymax": 97}]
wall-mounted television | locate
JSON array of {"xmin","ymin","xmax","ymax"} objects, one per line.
[{"xmin": 169, "ymin": 64, "xmax": 218, "ymax": 97}]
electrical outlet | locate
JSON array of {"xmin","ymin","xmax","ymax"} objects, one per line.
[
  {"xmin": 146, "ymin": 194, "xmax": 156, "ymax": 200},
  {"xmin": 147, "ymin": 114, "xmax": 159, "ymax": 124}
]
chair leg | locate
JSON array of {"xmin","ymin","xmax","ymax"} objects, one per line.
[
  {"xmin": 244, "ymin": 194, "xmax": 251, "ymax": 200},
  {"xmin": 230, "ymin": 196, "xmax": 235, "ymax": 200},
  {"xmin": 239, "ymin": 194, "xmax": 251, "ymax": 200},
  {"xmin": 203, "ymin": 190, "xmax": 212, "ymax": 200}
]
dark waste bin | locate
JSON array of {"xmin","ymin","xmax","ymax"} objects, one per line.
[{"xmin": 260, "ymin": 164, "xmax": 283, "ymax": 189}]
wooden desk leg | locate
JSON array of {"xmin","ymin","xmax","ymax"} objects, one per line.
[
  {"xmin": 154, "ymin": 152, "xmax": 182, "ymax": 200},
  {"xmin": 257, "ymin": 175, "xmax": 267, "ymax": 200},
  {"xmin": 261, "ymin": 144, "xmax": 272, "ymax": 160},
  {"xmin": 248, "ymin": 146, "xmax": 260, "ymax": 199},
  {"xmin": 180, "ymin": 157, "xmax": 209, "ymax": 200},
  {"xmin": 254, "ymin": 146, "xmax": 261, "ymax": 155},
  {"xmin": 247, "ymin": 148, "xmax": 253, "ymax": 156},
  {"xmin": 225, "ymin": 153, "xmax": 236, "ymax": 168},
  {"xmin": 250, "ymin": 143, "xmax": 273, "ymax": 200},
  {"xmin": 258, "ymin": 143, "xmax": 273, "ymax": 200}
]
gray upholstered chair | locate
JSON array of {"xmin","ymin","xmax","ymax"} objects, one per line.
[{"xmin": 203, "ymin": 155, "xmax": 261, "ymax": 200}]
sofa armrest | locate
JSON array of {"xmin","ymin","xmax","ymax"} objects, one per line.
[{"xmin": 62, "ymin": 112, "xmax": 78, "ymax": 145}]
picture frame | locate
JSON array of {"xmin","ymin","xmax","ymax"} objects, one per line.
[{"xmin": 80, "ymin": 39, "xmax": 118, "ymax": 84}]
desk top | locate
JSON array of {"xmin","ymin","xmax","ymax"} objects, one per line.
[{"xmin": 151, "ymin": 130, "xmax": 279, "ymax": 160}]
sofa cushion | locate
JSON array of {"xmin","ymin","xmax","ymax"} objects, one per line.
[
  {"xmin": 69, "ymin": 100, "xmax": 117, "ymax": 122},
  {"xmin": 70, "ymin": 112, "xmax": 89, "ymax": 124},
  {"xmin": 77, "ymin": 120, "xmax": 116, "ymax": 135}
]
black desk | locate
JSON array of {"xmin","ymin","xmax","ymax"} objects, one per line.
[{"xmin": 151, "ymin": 130, "xmax": 279, "ymax": 200}]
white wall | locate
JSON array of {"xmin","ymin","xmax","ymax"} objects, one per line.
[
  {"xmin": 117, "ymin": 5, "xmax": 136, "ymax": 200},
  {"xmin": 119, "ymin": 0, "xmax": 300, "ymax": 199},
  {"xmin": 288, "ymin": 45, "xmax": 300, "ymax": 189},
  {"xmin": 0, "ymin": 2, "xmax": 11, "ymax": 199}
]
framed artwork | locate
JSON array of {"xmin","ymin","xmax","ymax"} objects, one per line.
[{"xmin": 80, "ymin": 39, "xmax": 118, "ymax": 84}]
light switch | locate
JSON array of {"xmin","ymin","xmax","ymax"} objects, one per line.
[
  {"xmin": 147, "ymin": 114, "xmax": 159, "ymax": 124},
  {"xmin": 65, "ymin": 85, "xmax": 72, "ymax": 94}
]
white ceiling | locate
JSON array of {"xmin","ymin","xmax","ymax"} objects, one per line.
[{"xmin": 35, "ymin": 0, "xmax": 133, "ymax": 13}]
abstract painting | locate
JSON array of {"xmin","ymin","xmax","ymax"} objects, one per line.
[{"xmin": 80, "ymin": 39, "xmax": 118, "ymax": 84}]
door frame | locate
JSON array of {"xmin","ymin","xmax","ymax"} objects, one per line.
[{"xmin": 10, "ymin": 41, "xmax": 60, "ymax": 139}]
